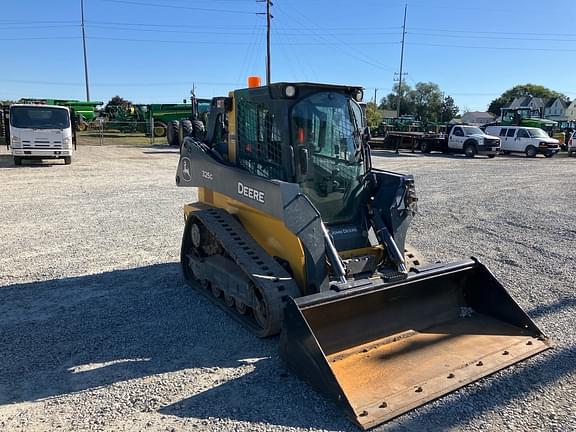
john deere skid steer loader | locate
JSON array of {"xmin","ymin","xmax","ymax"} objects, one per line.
[{"xmin": 175, "ymin": 81, "xmax": 550, "ymax": 429}]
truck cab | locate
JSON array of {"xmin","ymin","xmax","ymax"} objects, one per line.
[
  {"xmin": 420, "ymin": 124, "xmax": 500, "ymax": 157},
  {"xmin": 8, "ymin": 104, "xmax": 74, "ymax": 165}
]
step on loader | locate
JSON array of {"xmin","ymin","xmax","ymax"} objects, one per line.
[{"xmin": 175, "ymin": 79, "xmax": 550, "ymax": 429}]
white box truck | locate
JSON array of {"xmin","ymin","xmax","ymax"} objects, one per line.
[{"xmin": 6, "ymin": 104, "xmax": 75, "ymax": 165}]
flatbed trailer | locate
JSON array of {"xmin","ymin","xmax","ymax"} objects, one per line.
[{"xmin": 369, "ymin": 131, "xmax": 425, "ymax": 152}]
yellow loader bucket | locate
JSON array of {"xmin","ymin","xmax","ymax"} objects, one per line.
[{"xmin": 280, "ymin": 259, "xmax": 551, "ymax": 430}]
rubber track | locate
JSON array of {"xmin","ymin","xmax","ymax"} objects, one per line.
[{"xmin": 186, "ymin": 208, "xmax": 301, "ymax": 337}]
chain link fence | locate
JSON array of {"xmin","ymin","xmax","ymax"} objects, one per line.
[{"xmin": 75, "ymin": 117, "xmax": 170, "ymax": 147}]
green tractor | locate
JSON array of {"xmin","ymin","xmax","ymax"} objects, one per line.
[
  {"xmin": 101, "ymin": 99, "xmax": 211, "ymax": 145},
  {"xmin": 500, "ymin": 107, "xmax": 557, "ymax": 133},
  {"xmin": 18, "ymin": 98, "xmax": 103, "ymax": 131}
]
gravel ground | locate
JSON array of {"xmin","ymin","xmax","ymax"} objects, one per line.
[{"xmin": 0, "ymin": 144, "xmax": 574, "ymax": 432}]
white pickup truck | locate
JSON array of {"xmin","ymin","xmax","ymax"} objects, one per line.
[
  {"xmin": 7, "ymin": 104, "xmax": 75, "ymax": 165},
  {"xmin": 419, "ymin": 124, "xmax": 500, "ymax": 158}
]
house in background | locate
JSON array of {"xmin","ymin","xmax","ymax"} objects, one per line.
[
  {"xmin": 507, "ymin": 96, "xmax": 547, "ymax": 115},
  {"xmin": 544, "ymin": 97, "xmax": 569, "ymax": 121},
  {"xmin": 565, "ymin": 100, "xmax": 576, "ymax": 121},
  {"xmin": 504, "ymin": 96, "xmax": 571, "ymax": 122},
  {"xmin": 461, "ymin": 111, "xmax": 496, "ymax": 126}
]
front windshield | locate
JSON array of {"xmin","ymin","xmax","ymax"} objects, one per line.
[
  {"xmin": 291, "ymin": 91, "xmax": 366, "ymax": 224},
  {"xmin": 462, "ymin": 126, "xmax": 484, "ymax": 136},
  {"xmin": 528, "ymin": 128, "xmax": 549, "ymax": 138},
  {"xmin": 10, "ymin": 106, "xmax": 70, "ymax": 129}
]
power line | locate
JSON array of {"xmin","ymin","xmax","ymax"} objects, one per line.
[
  {"xmin": 87, "ymin": 19, "xmax": 401, "ymax": 31},
  {"xmin": 408, "ymin": 42, "xmax": 576, "ymax": 53},
  {"xmin": 409, "ymin": 32, "xmax": 576, "ymax": 43},
  {"xmin": 2, "ymin": 78, "xmax": 244, "ymax": 87},
  {"xmin": 410, "ymin": 27, "xmax": 576, "ymax": 37},
  {"xmin": 0, "ymin": 36, "xmax": 78, "ymax": 41},
  {"xmin": 95, "ymin": 0, "xmax": 258, "ymax": 15},
  {"xmin": 84, "ymin": 23, "xmax": 402, "ymax": 37},
  {"xmin": 274, "ymin": 2, "xmax": 395, "ymax": 72}
]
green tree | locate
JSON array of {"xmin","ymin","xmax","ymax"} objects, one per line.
[
  {"xmin": 439, "ymin": 95, "xmax": 459, "ymax": 122},
  {"xmin": 487, "ymin": 84, "xmax": 567, "ymax": 115},
  {"xmin": 407, "ymin": 82, "xmax": 443, "ymax": 122},
  {"xmin": 365, "ymin": 102, "xmax": 382, "ymax": 129},
  {"xmin": 378, "ymin": 83, "xmax": 415, "ymax": 116}
]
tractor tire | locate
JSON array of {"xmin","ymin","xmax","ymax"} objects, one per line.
[
  {"xmin": 77, "ymin": 120, "xmax": 88, "ymax": 132},
  {"xmin": 181, "ymin": 120, "xmax": 193, "ymax": 137},
  {"xmin": 179, "ymin": 120, "xmax": 194, "ymax": 153},
  {"xmin": 167, "ymin": 120, "xmax": 180, "ymax": 147},
  {"xmin": 13, "ymin": 156, "xmax": 22, "ymax": 166},
  {"xmin": 153, "ymin": 121, "xmax": 167, "ymax": 138},
  {"xmin": 192, "ymin": 119, "xmax": 205, "ymax": 140},
  {"xmin": 420, "ymin": 140, "xmax": 431, "ymax": 154},
  {"xmin": 525, "ymin": 145, "xmax": 537, "ymax": 158},
  {"xmin": 464, "ymin": 141, "xmax": 477, "ymax": 158}
]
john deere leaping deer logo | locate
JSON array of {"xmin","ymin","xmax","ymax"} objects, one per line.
[{"xmin": 181, "ymin": 157, "xmax": 192, "ymax": 182}]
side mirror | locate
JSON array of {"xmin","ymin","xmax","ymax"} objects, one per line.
[
  {"xmin": 298, "ymin": 147, "xmax": 309, "ymax": 175},
  {"xmin": 363, "ymin": 126, "xmax": 371, "ymax": 142}
]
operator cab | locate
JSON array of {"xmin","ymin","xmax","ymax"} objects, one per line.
[{"xmin": 199, "ymin": 82, "xmax": 369, "ymax": 226}]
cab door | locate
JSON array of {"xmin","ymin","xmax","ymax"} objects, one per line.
[
  {"xmin": 448, "ymin": 126, "xmax": 465, "ymax": 150},
  {"xmin": 499, "ymin": 128, "xmax": 509, "ymax": 150},
  {"xmin": 515, "ymin": 128, "xmax": 531, "ymax": 152},
  {"xmin": 505, "ymin": 128, "xmax": 517, "ymax": 151}
]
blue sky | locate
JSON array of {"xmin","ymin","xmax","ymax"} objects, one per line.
[{"xmin": 1, "ymin": 0, "xmax": 575, "ymax": 111}]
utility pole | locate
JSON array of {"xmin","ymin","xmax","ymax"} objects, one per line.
[
  {"xmin": 396, "ymin": 4, "xmax": 407, "ymax": 118},
  {"xmin": 374, "ymin": 88, "xmax": 378, "ymax": 105},
  {"xmin": 80, "ymin": 0, "xmax": 90, "ymax": 101},
  {"xmin": 266, "ymin": 0, "xmax": 272, "ymax": 85},
  {"xmin": 257, "ymin": 0, "xmax": 273, "ymax": 85}
]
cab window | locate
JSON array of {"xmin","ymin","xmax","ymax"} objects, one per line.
[{"xmin": 453, "ymin": 127, "xmax": 464, "ymax": 137}]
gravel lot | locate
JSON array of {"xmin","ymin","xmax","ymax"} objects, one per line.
[{"xmin": 0, "ymin": 144, "xmax": 574, "ymax": 432}]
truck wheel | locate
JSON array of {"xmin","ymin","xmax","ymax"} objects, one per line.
[
  {"xmin": 77, "ymin": 120, "xmax": 88, "ymax": 132},
  {"xmin": 464, "ymin": 142, "xmax": 477, "ymax": 158},
  {"xmin": 569, "ymin": 149, "xmax": 573, "ymax": 157},
  {"xmin": 420, "ymin": 141, "xmax": 431, "ymax": 154},
  {"xmin": 14, "ymin": 156, "xmax": 22, "ymax": 166},
  {"xmin": 544, "ymin": 153, "xmax": 554, "ymax": 158},
  {"xmin": 63, "ymin": 156, "xmax": 72, "ymax": 165},
  {"xmin": 488, "ymin": 154, "xmax": 496, "ymax": 159},
  {"xmin": 153, "ymin": 122, "xmax": 167, "ymax": 138},
  {"xmin": 502, "ymin": 150, "xmax": 511, "ymax": 155},
  {"xmin": 167, "ymin": 120, "xmax": 180, "ymax": 146},
  {"xmin": 525, "ymin": 146, "xmax": 537, "ymax": 158}
]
